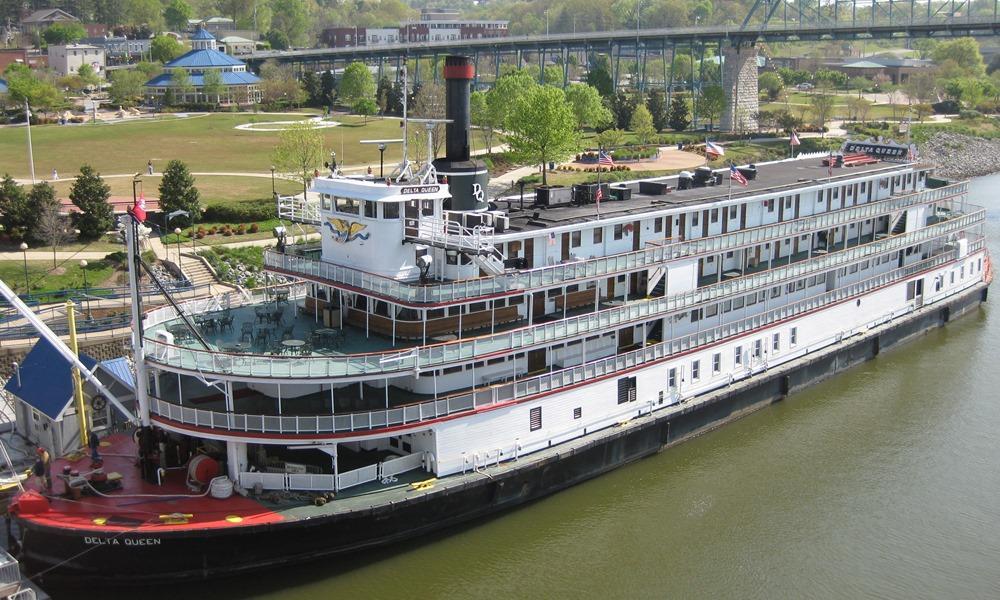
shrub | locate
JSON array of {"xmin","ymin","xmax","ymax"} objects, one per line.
[
  {"xmin": 236, "ymin": 223, "xmax": 247, "ymax": 235},
  {"xmin": 201, "ymin": 202, "xmax": 276, "ymax": 223},
  {"xmin": 249, "ymin": 223, "xmax": 260, "ymax": 233}
]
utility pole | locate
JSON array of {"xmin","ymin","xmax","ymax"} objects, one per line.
[{"xmin": 25, "ymin": 100, "xmax": 35, "ymax": 184}]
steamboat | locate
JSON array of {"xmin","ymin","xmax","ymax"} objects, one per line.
[{"xmin": 1, "ymin": 56, "xmax": 992, "ymax": 585}]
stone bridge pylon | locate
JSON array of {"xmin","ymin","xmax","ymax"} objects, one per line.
[{"xmin": 720, "ymin": 45, "xmax": 759, "ymax": 134}]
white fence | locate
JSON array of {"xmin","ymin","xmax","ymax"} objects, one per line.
[
  {"xmin": 336, "ymin": 463, "xmax": 379, "ymax": 490},
  {"xmin": 380, "ymin": 452, "xmax": 424, "ymax": 478},
  {"xmin": 239, "ymin": 452, "xmax": 426, "ymax": 492}
]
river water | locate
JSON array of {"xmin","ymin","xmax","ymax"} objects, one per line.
[{"xmin": 179, "ymin": 175, "xmax": 1000, "ymax": 599}]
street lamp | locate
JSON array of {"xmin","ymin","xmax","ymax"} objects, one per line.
[
  {"xmin": 545, "ymin": 10, "xmax": 550, "ymax": 36},
  {"xmin": 79, "ymin": 259, "xmax": 90, "ymax": 317},
  {"xmin": 378, "ymin": 143, "xmax": 386, "ymax": 178},
  {"xmin": 19, "ymin": 242, "xmax": 28, "ymax": 294},
  {"xmin": 270, "ymin": 165, "xmax": 276, "ymax": 198},
  {"xmin": 174, "ymin": 227, "xmax": 182, "ymax": 264}
]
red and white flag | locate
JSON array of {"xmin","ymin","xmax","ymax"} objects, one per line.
[
  {"xmin": 729, "ymin": 164, "xmax": 748, "ymax": 187},
  {"xmin": 595, "ymin": 185, "xmax": 604, "ymax": 205},
  {"xmin": 131, "ymin": 190, "xmax": 146, "ymax": 222},
  {"xmin": 598, "ymin": 150, "xmax": 614, "ymax": 167},
  {"xmin": 789, "ymin": 130, "xmax": 801, "ymax": 146},
  {"xmin": 705, "ymin": 140, "xmax": 725, "ymax": 159}
]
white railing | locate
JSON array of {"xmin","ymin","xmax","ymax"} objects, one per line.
[
  {"xmin": 277, "ymin": 194, "xmax": 321, "ymax": 225},
  {"xmin": 379, "ymin": 452, "xmax": 423, "ymax": 478},
  {"xmin": 336, "ymin": 464, "xmax": 379, "ymax": 490},
  {"xmin": 150, "ymin": 238, "xmax": 985, "ymax": 436},
  {"xmin": 268, "ymin": 183, "xmax": 968, "ymax": 304},
  {"xmin": 287, "ymin": 473, "xmax": 336, "ymax": 491},
  {"xmin": 238, "ymin": 471, "xmax": 288, "ymax": 490},
  {"xmin": 407, "ymin": 214, "xmax": 497, "ymax": 255},
  {"xmin": 148, "ymin": 209, "xmax": 985, "ymax": 380}
]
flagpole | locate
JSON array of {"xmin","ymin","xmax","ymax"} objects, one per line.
[
  {"xmin": 728, "ymin": 163, "xmax": 733, "ymax": 201},
  {"xmin": 596, "ymin": 146, "xmax": 602, "ymax": 220},
  {"xmin": 25, "ymin": 100, "xmax": 35, "ymax": 184}
]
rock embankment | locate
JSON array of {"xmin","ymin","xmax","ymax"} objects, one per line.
[{"xmin": 920, "ymin": 132, "xmax": 1000, "ymax": 179}]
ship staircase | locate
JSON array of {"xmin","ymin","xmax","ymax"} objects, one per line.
[
  {"xmin": 403, "ymin": 216, "xmax": 507, "ymax": 276},
  {"xmin": 889, "ymin": 211, "xmax": 908, "ymax": 236}
]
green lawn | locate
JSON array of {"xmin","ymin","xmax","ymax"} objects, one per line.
[
  {"xmin": 0, "ymin": 114, "xmax": 491, "ymax": 180},
  {"xmin": 0, "ymin": 259, "xmax": 118, "ymax": 295},
  {"xmin": 164, "ymin": 218, "xmax": 315, "ymax": 247}
]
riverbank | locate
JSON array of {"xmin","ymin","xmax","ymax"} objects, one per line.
[{"xmin": 920, "ymin": 132, "xmax": 1000, "ymax": 179}]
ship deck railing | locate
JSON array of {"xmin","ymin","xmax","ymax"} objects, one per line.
[
  {"xmin": 145, "ymin": 207, "xmax": 985, "ymax": 380},
  {"xmin": 149, "ymin": 236, "xmax": 986, "ymax": 436},
  {"xmin": 266, "ymin": 182, "xmax": 968, "ymax": 305}
]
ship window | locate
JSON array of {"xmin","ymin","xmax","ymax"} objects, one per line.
[
  {"xmin": 753, "ymin": 339, "xmax": 762, "ymax": 358},
  {"xmin": 654, "ymin": 218, "xmax": 662, "ymax": 233},
  {"xmin": 771, "ymin": 286, "xmax": 781, "ymax": 299},
  {"xmin": 421, "ymin": 200, "xmax": 434, "ymax": 216},
  {"xmin": 320, "ymin": 194, "xmax": 332, "ymax": 211},
  {"xmin": 617, "ymin": 376, "xmax": 637, "ymax": 403},
  {"xmin": 335, "ymin": 196, "xmax": 359, "ymax": 215},
  {"xmin": 730, "ymin": 206, "xmax": 737, "ymax": 219},
  {"xmin": 734, "ymin": 346, "xmax": 742, "ymax": 365},
  {"xmin": 772, "ymin": 333, "xmax": 780, "ymax": 352},
  {"xmin": 790, "ymin": 327, "xmax": 798, "ymax": 346},
  {"xmin": 382, "ymin": 202, "xmax": 400, "ymax": 219},
  {"xmin": 573, "ymin": 407, "xmax": 582, "ymax": 419},
  {"xmin": 614, "ymin": 224, "xmax": 624, "ymax": 240},
  {"xmin": 692, "ymin": 212, "xmax": 700, "ymax": 226},
  {"xmin": 764, "ymin": 199, "xmax": 775, "ymax": 212},
  {"xmin": 712, "ymin": 353, "xmax": 721, "ymax": 374},
  {"xmin": 710, "ymin": 209, "xmax": 719, "ymax": 223},
  {"xmin": 691, "ymin": 361, "xmax": 700, "ymax": 381},
  {"xmin": 363, "ymin": 201, "xmax": 376, "ymax": 218},
  {"xmin": 593, "ymin": 228, "xmax": 603, "ymax": 244},
  {"xmin": 571, "ymin": 230, "xmax": 581, "ymax": 248},
  {"xmin": 705, "ymin": 304, "xmax": 718, "ymax": 318},
  {"xmin": 529, "ymin": 407, "xmax": 542, "ymax": 431},
  {"xmin": 733, "ymin": 296, "xmax": 744, "ymax": 310},
  {"xmin": 746, "ymin": 293, "xmax": 757, "ymax": 306},
  {"xmin": 668, "ymin": 368, "xmax": 677, "ymax": 388}
]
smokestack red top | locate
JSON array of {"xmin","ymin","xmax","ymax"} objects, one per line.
[
  {"xmin": 443, "ymin": 63, "xmax": 475, "ymax": 80},
  {"xmin": 443, "ymin": 56, "xmax": 473, "ymax": 162}
]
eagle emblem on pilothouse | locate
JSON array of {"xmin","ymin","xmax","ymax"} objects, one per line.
[{"xmin": 325, "ymin": 217, "xmax": 370, "ymax": 243}]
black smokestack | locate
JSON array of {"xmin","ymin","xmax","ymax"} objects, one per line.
[
  {"xmin": 443, "ymin": 55, "xmax": 473, "ymax": 162},
  {"xmin": 433, "ymin": 55, "xmax": 489, "ymax": 212}
]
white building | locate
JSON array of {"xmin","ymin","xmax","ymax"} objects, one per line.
[{"xmin": 47, "ymin": 43, "xmax": 105, "ymax": 77}]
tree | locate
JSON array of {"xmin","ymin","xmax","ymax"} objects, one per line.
[
  {"xmin": 5, "ymin": 68, "xmax": 65, "ymax": 114},
  {"xmin": 609, "ymin": 90, "xmax": 639, "ymax": 129},
  {"xmin": 158, "ymin": 160, "xmax": 200, "ymax": 227},
  {"xmin": 352, "ymin": 98, "xmax": 377, "ymax": 123},
  {"xmin": 846, "ymin": 97, "xmax": 872, "ymax": 122},
  {"xmin": 150, "ymin": 35, "xmax": 184, "ymax": 63},
  {"xmin": 565, "ymin": 83, "xmax": 612, "ymax": 131},
  {"xmin": 758, "ymin": 71, "xmax": 784, "ymax": 101},
  {"xmin": 69, "ymin": 165, "xmax": 113, "ymax": 240},
  {"xmin": 667, "ymin": 94, "xmax": 690, "ymax": 131},
  {"xmin": 110, "ymin": 69, "xmax": 146, "ymax": 107},
  {"xmin": 504, "ymin": 85, "xmax": 577, "ymax": 186},
  {"xmin": 630, "ymin": 104, "xmax": 656, "ymax": 144},
  {"xmin": 169, "ymin": 67, "xmax": 193, "ymax": 103},
  {"xmin": 646, "ymin": 89, "xmax": 668, "ymax": 132},
  {"xmin": 127, "ymin": 0, "xmax": 164, "ymax": 29},
  {"xmin": 904, "ymin": 71, "xmax": 938, "ymax": 104},
  {"xmin": 848, "ymin": 76, "xmax": 872, "ymax": 98},
  {"xmin": 488, "ymin": 69, "xmax": 536, "ymax": 126},
  {"xmin": 410, "ymin": 82, "xmax": 446, "ymax": 161},
  {"xmin": 76, "ymin": 63, "xmax": 101, "ymax": 89},
  {"xmin": 270, "ymin": 0, "xmax": 310, "ymax": 47},
  {"xmin": 35, "ymin": 203, "xmax": 75, "ymax": 267},
  {"xmin": 0, "ymin": 174, "xmax": 31, "ymax": 240},
  {"xmin": 265, "ymin": 29, "xmax": 289, "ymax": 51},
  {"xmin": 135, "ymin": 61, "xmax": 162, "ymax": 80},
  {"xmin": 698, "ymin": 85, "xmax": 726, "ymax": 130},
  {"xmin": 932, "ymin": 38, "xmax": 985, "ymax": 77},
  {"xmin": 320, "ymin": 71, "xmax": 336, "ymax": 107},
  {"xmin": 470, "ymin": 90, "xmax": 495, "ymax": 154},
  {"xmin": 375, "ymin": 75, "xmax": 391, "ymax": 115},
  {"xmin": 911, "ymin": 39, "xmax": 939, "ymax": 60},
  {"xmin": 809, "ymin": 94, "xmax": 836, "ymax": 135},
  {"xmin": 259, "ymin": 60, "xmax": 304, "ymax": 106},
  {"xmin": 163, "ymin": 0, "xmax": 192, "ymax": 31},
  {"xmin": 43, "ymin": 23, "xmax": 85, "ymax": 45},
  {"xmin": 201, "ymin": 69, "xmax": 224, "ymax": 104},
  {"xmin": 272, "ymin": 122, "xmax": 325, "ymax": 199},
  {"xmin": 339, "ymin": 61, "xmax": 375, "ymax": 105},
  {"xmin": 775, "ymin": 109, "xmax": 801, "ymax": 133},
  {"xmin": 913, "ymin": 103, "xmax": 933, "ymax": 122},
  {"xmin": 26, "ymin": 182, "xmax": 59, "ymax": 247},
  {"xmin": 596, "ymin": 128, "xmax": 627, "ymax": 150},
  {"xmin": 586, "ymin": 54, "xmax": 614, "ymax": 98}
]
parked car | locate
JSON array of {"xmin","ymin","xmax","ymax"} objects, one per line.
[{"xmin": 796, "ymin": 82, "xmax": 814, "ymax": 91}]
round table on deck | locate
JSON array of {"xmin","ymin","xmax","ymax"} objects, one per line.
[{"xmin": 281, "ymin": 339, "xmax": 306, "ymax": 354}]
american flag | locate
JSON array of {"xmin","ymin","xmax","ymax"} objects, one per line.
[
  {"xmin": 730, "ymin": 164, "xmax": 748, "ymax": 187},
  {"xmin": 705, "ymin": 140, "xmax": 725, "ymax": 158},
  {"xmin": 598, "ymin": 150, "xmax": 614, "ymax": 166},
  {"xmin": 595, "ymin": 185, "xmax": 604, "ymax": 204}
]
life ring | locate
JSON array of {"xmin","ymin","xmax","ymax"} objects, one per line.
[{"xmin": 91, "ymin": 395, "xmax": 108, "ymax": 411}]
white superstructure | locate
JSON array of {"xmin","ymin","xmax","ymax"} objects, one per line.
[{"xmin": 139, "ymin": 149, "xmax": 990, "ymax": 494}]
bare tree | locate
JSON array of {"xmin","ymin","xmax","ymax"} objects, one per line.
[
  {"xmin": 409, "ymin": 82, "xmax": 446, "ymax": 163},
  {"xmin": 35, "ymin": 202, "xmax": 76, "ymax": 267}
]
